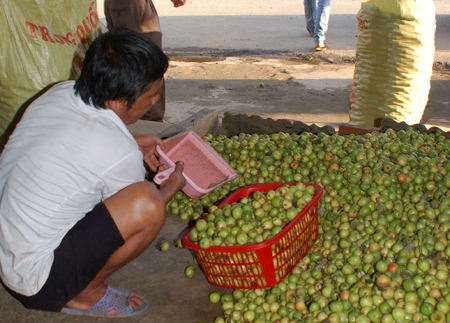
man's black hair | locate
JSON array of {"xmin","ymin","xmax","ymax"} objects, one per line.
[{"xmin": 74, "ymin": 27, "xmax": 169, "ymax": 109}]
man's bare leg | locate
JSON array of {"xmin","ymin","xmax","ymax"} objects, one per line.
[{"xmin": 65, "ymin": 163, "xmax": 185, "ymax": 315}]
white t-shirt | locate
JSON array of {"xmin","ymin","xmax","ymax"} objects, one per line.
[{"xmin": 0, "ymin": 81, "xmax": 146, "ymax": 296}]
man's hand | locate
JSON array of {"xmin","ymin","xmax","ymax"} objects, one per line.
[
  {"xmin": 164, "ymin": 162, "xmax": 186, "ymax": 191},
  {"xmin": 158, "ymin": 162, "xmax": 186, "ymax": 203},
  {"xmin": 171, "ymin": 0, "xmax": 186, "ymax": 8},
  {"xmin": 133, "ymin": 135, "xmax": 165, "ymax": 172}
]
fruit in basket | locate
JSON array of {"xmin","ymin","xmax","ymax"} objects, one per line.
[
  {"xmin": 236, "ymin": 233, "xmax": 249, "ymax": 245},
  {"xmin": 199, "ymin": 237, "xmax": 211, "ymax": 249},
  {"xmin": 196, "ymin": 219, "xmax": 208, "ymax": 231},
  {"xmin": 187, "ymin": 183, "xmax": 317, "ymax": 248}
]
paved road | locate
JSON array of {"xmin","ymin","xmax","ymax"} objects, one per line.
[{"xmin": 98, "ymin": 0, "xmax": 450, "ymax": 63}]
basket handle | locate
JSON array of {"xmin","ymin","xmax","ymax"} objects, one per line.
[{"xmin": 153, "ymin": 166, "xmax": 176, "ymax": 185}]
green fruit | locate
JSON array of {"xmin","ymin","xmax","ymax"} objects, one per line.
[
  {"xmin": 209, "ymin": 292, "xmax": 221, "ymax": 303},
  {"xmin": 421, "ymin": 302, "xmax": 434, "ymax": 317},
  {"xmin": 160, "ymin": 242, "xmax": 169, "ymax": 251},
  {"xmin": 430, "ymin": 311, "xmax": 445, "ymax": 323},
  {"xmin": 392, "ymin": 308, "xmax": 406, "ymax": 322},
  {"xmin": 368, "ymin": 309, "xmax": 383, "ymax": 323},
  {"xmin": 185, "ymin": 266, "xmax": 195, "ymax": 278}
]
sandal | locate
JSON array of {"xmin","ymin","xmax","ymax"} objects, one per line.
[
  {"xmin": 315, "ymin": 43, "xmax": 328, "ymax": 51},
  {"xmin": 61, "ymin": 285, "xmax": 148, "ymax": 317}
]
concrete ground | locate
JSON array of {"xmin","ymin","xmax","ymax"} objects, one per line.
[{"xmin": 0, "ymin": 1, "xmax": 449, "ymax": 323}]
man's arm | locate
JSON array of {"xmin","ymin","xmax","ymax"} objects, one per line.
[
  {"xmin": 170, "ymin": 0, "xmax": 186, "ymax": 8},
  {"xmin": 158, "ymin": 162, "xmax": 186, "ymax": 203},
  {"xmin": 133, "ymin": 135, "xmax": 165, "ymax": 172}
]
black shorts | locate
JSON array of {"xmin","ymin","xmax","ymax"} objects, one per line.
[{"xmin": 4, "ymin": 202, "xmax": 125, "ymax": 312}]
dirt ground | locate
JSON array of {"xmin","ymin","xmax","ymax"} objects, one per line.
[{"xmin": 162, "ymin": 50, "xmax": 450, "ymax": 131}]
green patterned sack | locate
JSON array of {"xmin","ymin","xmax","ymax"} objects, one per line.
[
  {"xmin": 0, "ymin": 1, "xmax": 102, "ymax": 150},
  {"xmin": 350, "ymin": 0, "xmax": 436, "ymax": 127}
]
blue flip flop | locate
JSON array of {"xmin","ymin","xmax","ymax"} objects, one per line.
[{"xmin": 61, "ymin": 285, "xmax": 149, "ymax": 317}]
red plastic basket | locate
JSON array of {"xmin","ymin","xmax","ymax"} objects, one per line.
[{"xmin": 182, "ymin": 183, "xmax": 323, "ymax": 289}]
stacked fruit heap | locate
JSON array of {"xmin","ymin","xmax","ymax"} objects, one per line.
[
  {"xmin": 167, "ymin": 128, "xmax": 450, "ymax": 323},
  {"xmin": 187, "ymin": 183, "xmax": 317, "ymax": 249}
]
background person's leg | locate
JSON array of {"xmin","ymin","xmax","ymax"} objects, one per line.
[
  {"xmin": 104, "ymin": 0, "xmax": 165, "ymax": 122},
  {"xmin": 104, "ymin": 0, "xmax": 161, "ymax": 33},
  {"xmin": 303, "ymin": 0, "xmax": 316, "ymax": 37},
  {"xmin": 314, "ymin": 0, "xmax": 331, "ymax": 45},
  {"xmin": 140, "ymin": 31, "xmax": 166, "ymax": 122}
]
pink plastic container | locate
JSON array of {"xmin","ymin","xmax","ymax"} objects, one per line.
[{"xmin": 153, "ymin": 131, "xmax": 238, "ymax": 199}]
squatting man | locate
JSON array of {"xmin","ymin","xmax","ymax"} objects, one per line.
[{"xmin": 0, "ymin": 27, "xmax": 186, "ymax": 317}]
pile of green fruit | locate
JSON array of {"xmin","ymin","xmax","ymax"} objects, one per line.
[
  {"xmin": 166, "ymin": 128, "xmax": 450, "ymax": 323},
  {"xmin": 187, "ymin": 183, "xmax": 317, "ymax": 249}
]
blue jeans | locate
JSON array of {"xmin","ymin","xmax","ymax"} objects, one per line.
[{"xmin": 304, "ymin": 0, "xmax": 331, "ymax": 44}]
